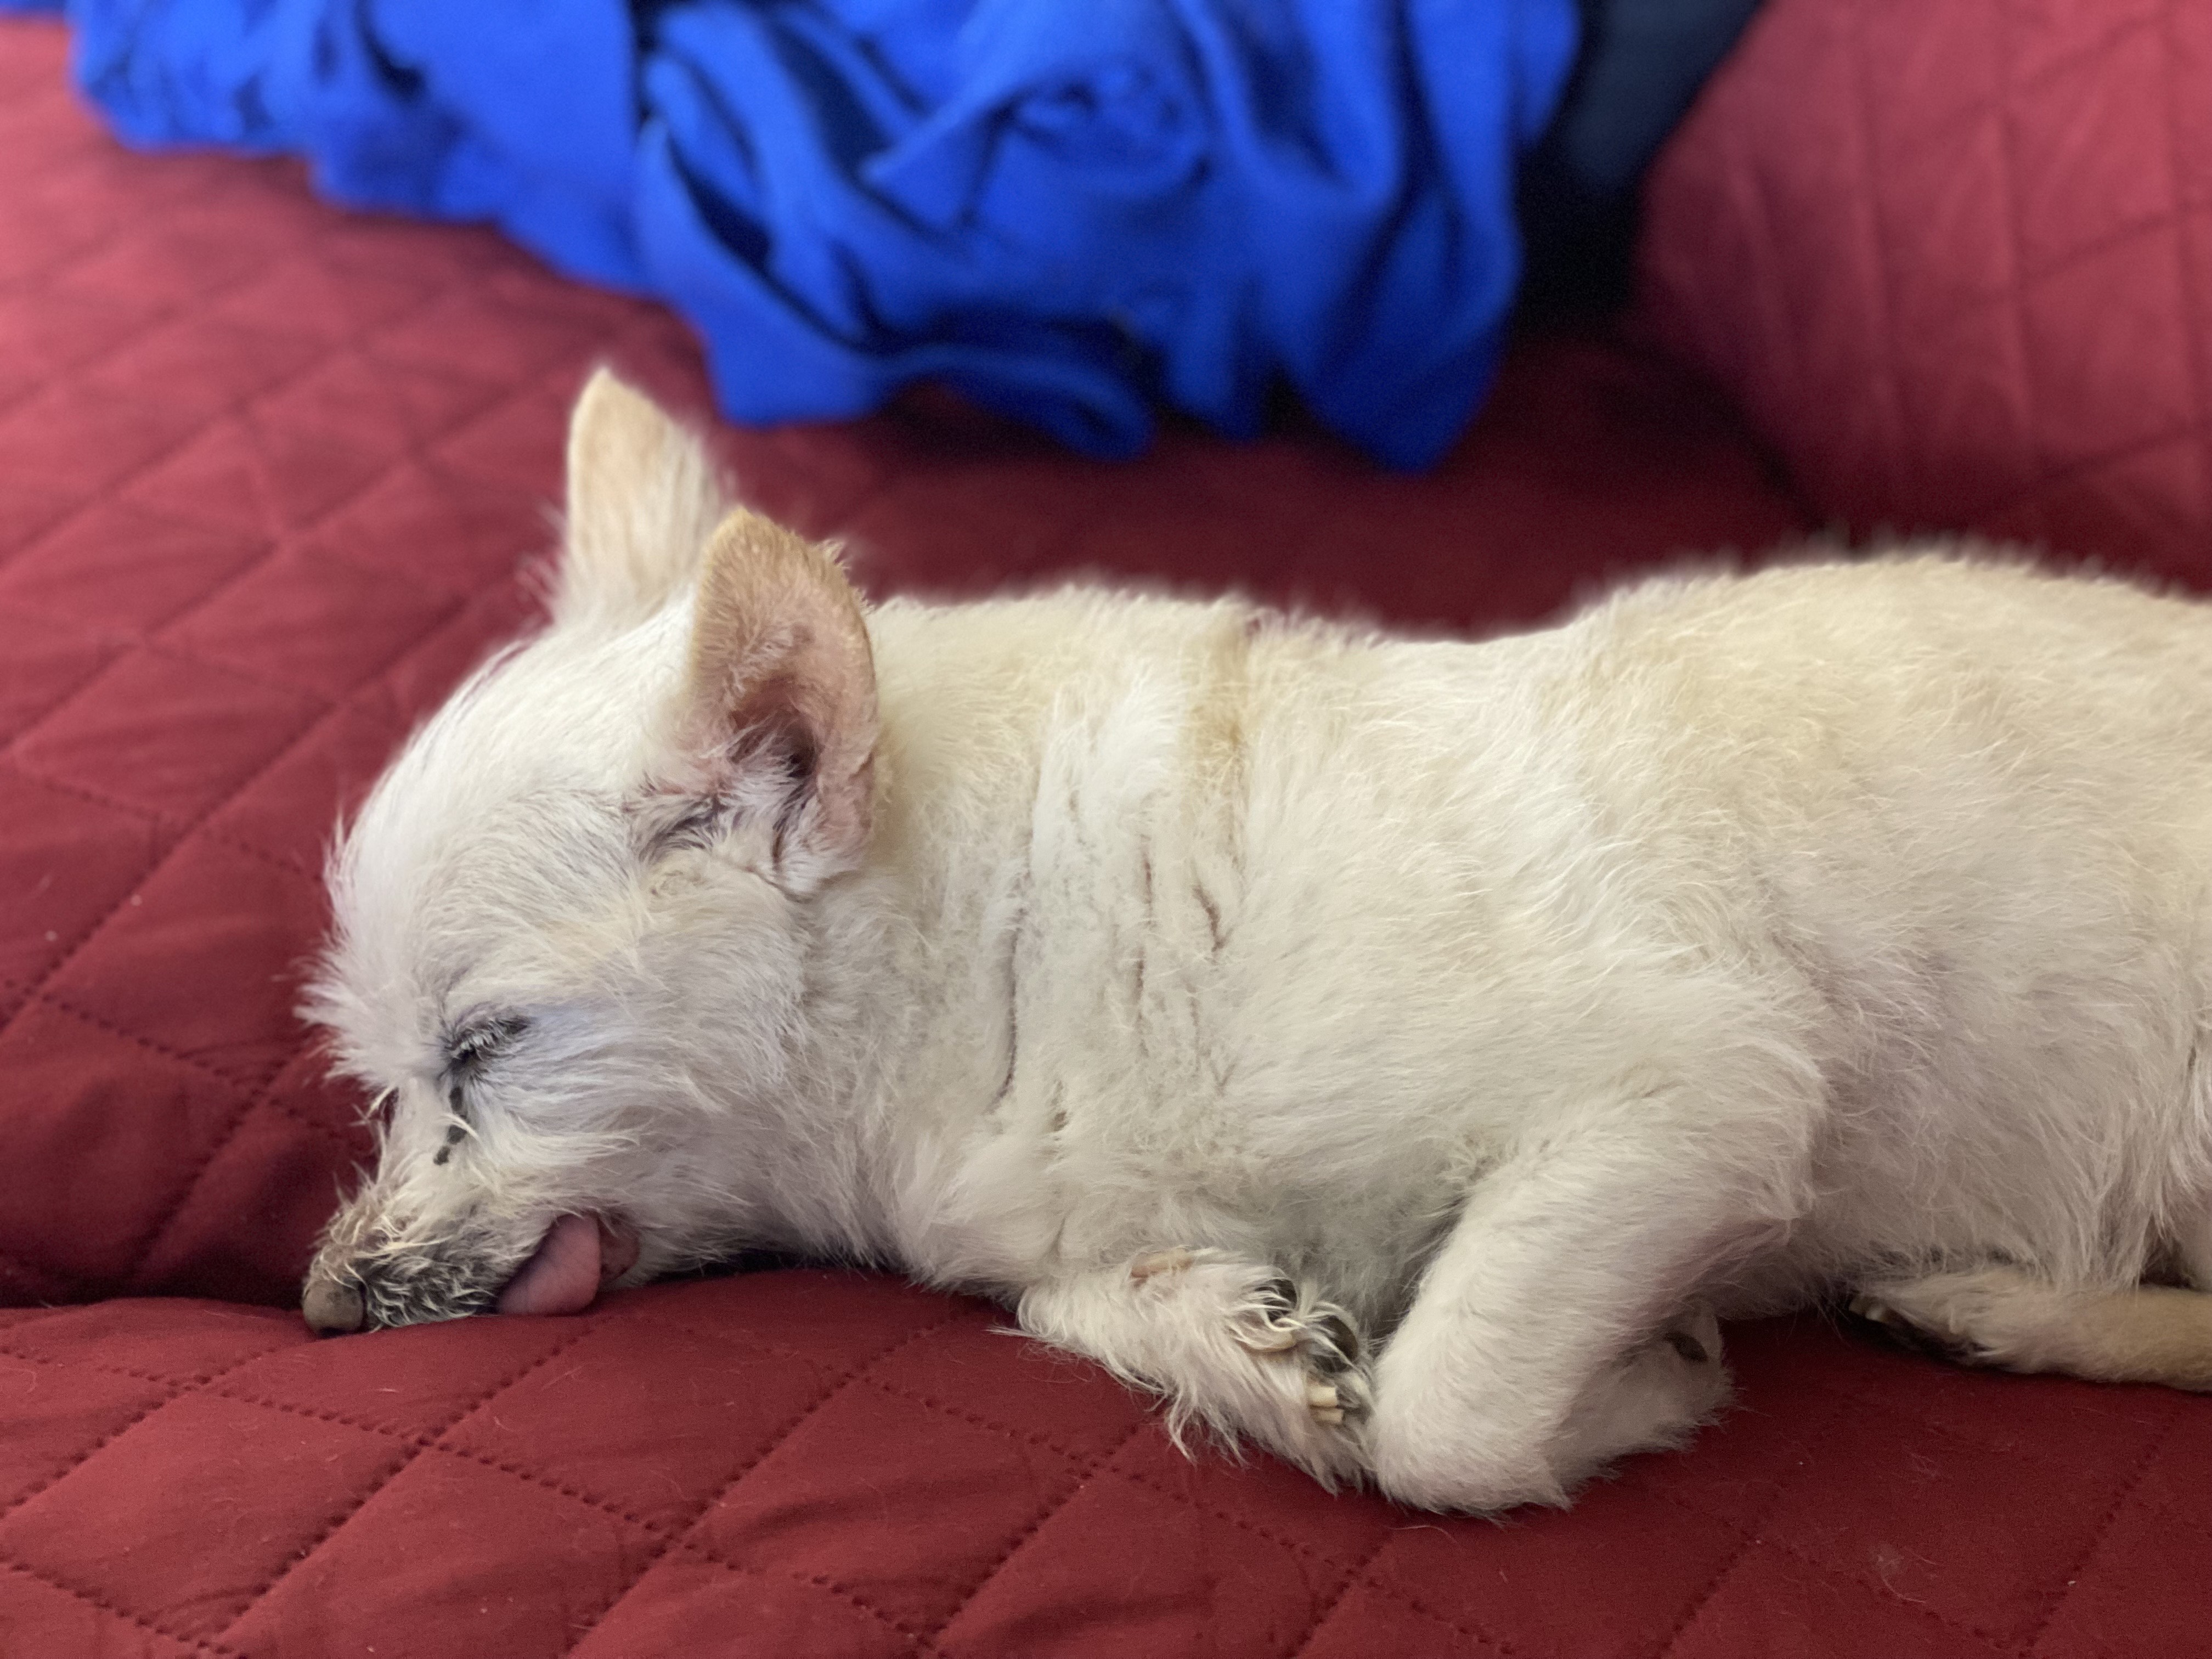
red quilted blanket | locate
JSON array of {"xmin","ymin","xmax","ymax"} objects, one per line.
[
  {"xmin": 1643, "ymin": 0, "xmax": 2212, "ymax": 581},
  {"xmin": 3, "ymin": 13, "xmax": 2207, "ymax": 1657}
]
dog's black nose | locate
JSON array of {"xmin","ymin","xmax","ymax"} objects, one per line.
[{"xmin": 302, "ymin": 1278, "xmax": 366, "ymax": 1336}]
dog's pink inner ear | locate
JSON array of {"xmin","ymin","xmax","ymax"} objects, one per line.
[
  {"xmin": 557, "ymin": 368, "xmax": 724, "ymax": 629},
  {"xmin": 670, "ymin": 507, "xmax": 879, "ymax": 866}
]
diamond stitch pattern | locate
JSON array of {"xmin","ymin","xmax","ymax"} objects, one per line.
[
  {"xmin": 1641, "ymin": 0, "xmax": 2212, "ymax": 578},
  {"xmin": 1, "ymin": 12, "xmax": 2206, "ymax": 1656}
]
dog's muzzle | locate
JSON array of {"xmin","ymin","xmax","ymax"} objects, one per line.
[{"xmin": 301, "ymin": 1214, "xmax": 640, "ymax": 1336}]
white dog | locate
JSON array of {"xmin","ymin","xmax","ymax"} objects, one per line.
[{"xmin": 301, "ymin": 371, "xmax": 2212, "ymax": 1512}]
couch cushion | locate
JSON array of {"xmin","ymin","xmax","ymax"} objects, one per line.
[
  {"xmin": 0, "ymin": 14, "xmax": 1807, "ymax": 1314},
  {"xmin": 1640, "ymin": 0, "xmax": 2212, "ymax": 581},
  {"xmin": 3, "ymin": 1283, "xmax": 2205, "ymax": 1658}
]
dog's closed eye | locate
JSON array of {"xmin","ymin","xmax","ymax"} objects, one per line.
[
  {"xmin": 433, "ymin": 1015, "xmax": 528, "ymax": 1163},
  {"xmin": 446, "ymin": 1014, "xmax": 529, "ymax": 1075}
]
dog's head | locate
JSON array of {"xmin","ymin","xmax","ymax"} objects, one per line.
[{"xmin": 299, "ymin": 371, "xmax": 880, "ymax": 1333}]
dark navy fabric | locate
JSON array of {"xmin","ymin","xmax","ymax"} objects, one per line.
[
  {"xmin": 1549, "ymin": 0, "xmax": 1759, "ymax": 201},
  {"xmin": 1517, "ymin": 0, "xmax": 1764, "ymax": 313},
  {"xmin": 52, "ymin": 0, "xmax": 1584, "ymax": 466}
]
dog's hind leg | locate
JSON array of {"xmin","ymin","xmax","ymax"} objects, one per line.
[
  {"xmin": 1015, "ymin": 1250, "xmax": 1370, "ymax": 1487},
  {"xmin": 1852, "ymin": 1267, "xmax": 2212, "ymax": 1390}
]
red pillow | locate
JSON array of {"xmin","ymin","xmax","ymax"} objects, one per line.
[{"xmin": 1640, "ymin": 0, "xmax": 2212, "ymax": 584}]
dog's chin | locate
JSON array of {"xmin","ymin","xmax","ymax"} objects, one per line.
[{"xmin": 495, "ymin": 1214, "xmax": 641, "ymax": 1316}]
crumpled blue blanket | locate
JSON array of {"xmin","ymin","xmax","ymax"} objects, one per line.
[{"xmin": 28, "ymin": 0, "xmax": 1580, "ymax": 466}]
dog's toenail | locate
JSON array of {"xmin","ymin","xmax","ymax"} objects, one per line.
[{"xmin": 1130, "ymin": 1248, "xmax": 1195, "ymax": 1282}]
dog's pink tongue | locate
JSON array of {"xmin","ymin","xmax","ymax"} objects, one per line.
[{"xmin": 497, "ymin": 1215, "xmax": 636, "ymax": 1316}]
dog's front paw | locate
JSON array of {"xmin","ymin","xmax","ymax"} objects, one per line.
[
  {"xmin": 1228, "ymin": 1273, "xmax": 1368, "ymax": 1426},
  {"xmin": 1365, "ymin": 1300, "xmax": 1731, "ymax": 1513},
  {"xmin": 1123, "ymin": 1249, "xmax": 1373, "ymax": 1485}
]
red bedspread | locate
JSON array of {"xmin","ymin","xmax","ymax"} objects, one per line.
[{"xmin": 3, "ymin": 14, "xmax": 2206, "ymax": 1657}]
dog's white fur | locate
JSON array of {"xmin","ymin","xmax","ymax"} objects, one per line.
[{"xmin": 303, "ymin": 373, "xmax": 2212, "ymax": 1512}]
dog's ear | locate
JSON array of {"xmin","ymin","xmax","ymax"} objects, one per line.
[
  {"xmin": 642, "ymin": 508, "xmax": 878, "ymax": 885},
  {"xmin": 556, "ymin": 368, "xmax": 724, "ymax": 629}
]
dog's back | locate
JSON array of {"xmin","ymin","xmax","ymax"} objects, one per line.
[{"xmin": 864, "ymin": 558, "xmax": 2212, "ymax": 1313}]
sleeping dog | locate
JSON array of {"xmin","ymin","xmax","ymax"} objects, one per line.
[{"xmin": 299, "ymin": 370, "xmax": 2212, "ymax": 1511}]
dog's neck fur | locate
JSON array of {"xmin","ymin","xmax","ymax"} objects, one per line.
[{"xmin": 761, "ymin": 592, "xmax": 1267, "ymax": 1287}]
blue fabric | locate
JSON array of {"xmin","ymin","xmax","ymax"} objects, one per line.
[{"xmin": 54, "ymin": 0, "xmax": 1579, "ymax": 467}]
